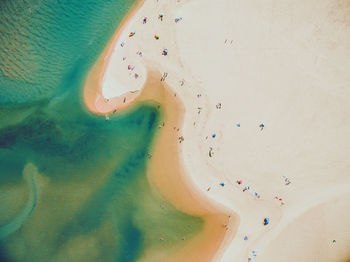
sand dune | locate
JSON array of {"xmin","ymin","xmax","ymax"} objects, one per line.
[{"xmin": 101, "ymin": 0, "xmax": 350, "ymax": 261}]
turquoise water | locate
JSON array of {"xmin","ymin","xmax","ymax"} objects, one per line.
[{"xmin": 0, "ymin": 0, "xmax": 203, "ymax": 261}]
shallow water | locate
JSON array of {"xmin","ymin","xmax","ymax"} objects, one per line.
[{"xmin": 0, "ymin": 0, "xmax": 203, "ymax": 261}]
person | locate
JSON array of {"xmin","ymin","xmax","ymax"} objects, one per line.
[
  {"xmin": 243, "ymin": 186, "xmax": 250, "ymax": 192},
  {"xmin": 259, "ymin": 123, "xmax": 264, "ymax": 130},
  {"xmin": 161, "ymin": 72, "xmax": 168, "ymax": 81},
  {"xmin": 158, "ymin": 14, "xmax": 163, "ymax": 21},
  {"xmin": 175, "ymin": 17, "xmax": 182, "ymax": 23},
  {"xmin": 178, "ymin": 136, "xmax": 184, "ymax": 143},
  {"xmin": 283, "ymin": 175, "xmax": 291, "ymax": 185},
  {"xmin": 209, "ymin": 147, "xmax": 214, "ymax": 157},
  {"xmin": 143, "ymin": 17, "xmax": 147, "ymax": 24}
]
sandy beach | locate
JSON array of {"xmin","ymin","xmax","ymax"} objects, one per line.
[
  {"xmin": 83, "ymin": 1, "xmax": 234, "ymax": 260},
  {"xmin": 85, "ymin": 0, "xmax": 350, "ymax": 261},
  {"xmin": 83, "ymin": 0, "xmax": 145, "ymax": 114}
]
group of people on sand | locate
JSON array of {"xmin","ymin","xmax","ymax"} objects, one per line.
[
  {"xmin": 119, "ymin": 12, "xmax": 183, "ymax": 84},
  {"xmin": 235, "ymin": 180, "xmax": 261, "ymax": 199},
  {"xmin": 198, "ymin": 97, "xmax": 296, "ymax": 261},
  {"xmin": 124, "ymin": 8, "xmax": 291, "ymax": 260}
]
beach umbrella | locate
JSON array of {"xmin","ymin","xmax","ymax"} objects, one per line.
[
  {"xmin": 220, "ymin": 182, "xmax": 225, "ymax": 187},
  {"xmin": 162, "ymin": 49, "xmax": 168, "ymax": 56},
  {"xmin": 154, "ymin": 34, "xmax": 160, "ymax": 40},
  {"xmin": 264, "ymin": 217, "xmax": 269, "ymax": 225}
]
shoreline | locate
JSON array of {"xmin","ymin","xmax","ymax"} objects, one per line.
[
  {"xmin": 83, "ymin": 0, "xmax": 145, "ymax": 115},
  {"xmin": 136, "ymin": 72, "xmax": 237, "ymax": 261},
  {"xmin": 82, "ymin": 1, "xmax": 235, "ymax": 261}
]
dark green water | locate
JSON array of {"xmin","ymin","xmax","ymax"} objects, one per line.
[{"xmin": 0, "ymin": 0, "xmax": 203, "ymax": 261}]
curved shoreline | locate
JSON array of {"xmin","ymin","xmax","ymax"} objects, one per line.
[
  {"xmin": 82, "ymin": 0, "xmax": 350, "ymax": 261},
  {"xmin": 138, "ymin": 72, "xmax": 238, "ymax": 262},
  {"xmin": 83, "ymin": 0, "xmax": 145, "ymax": 115},
  {"xmin": 82, "ymin": 2, "xmax": 236, "ymax": 261}
]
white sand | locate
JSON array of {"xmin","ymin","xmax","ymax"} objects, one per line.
[
  {"xmin": 102, "ymin": 5, "xmax": 147, "ymax": 99},
  {"xmin": 103, "ymin": 0, "xmax": 350, "ymax": 261}
]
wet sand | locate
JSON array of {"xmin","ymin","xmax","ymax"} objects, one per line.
[{"xmin": 133, "ymin": 73, "xmax": 237, "ymax": 262}]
